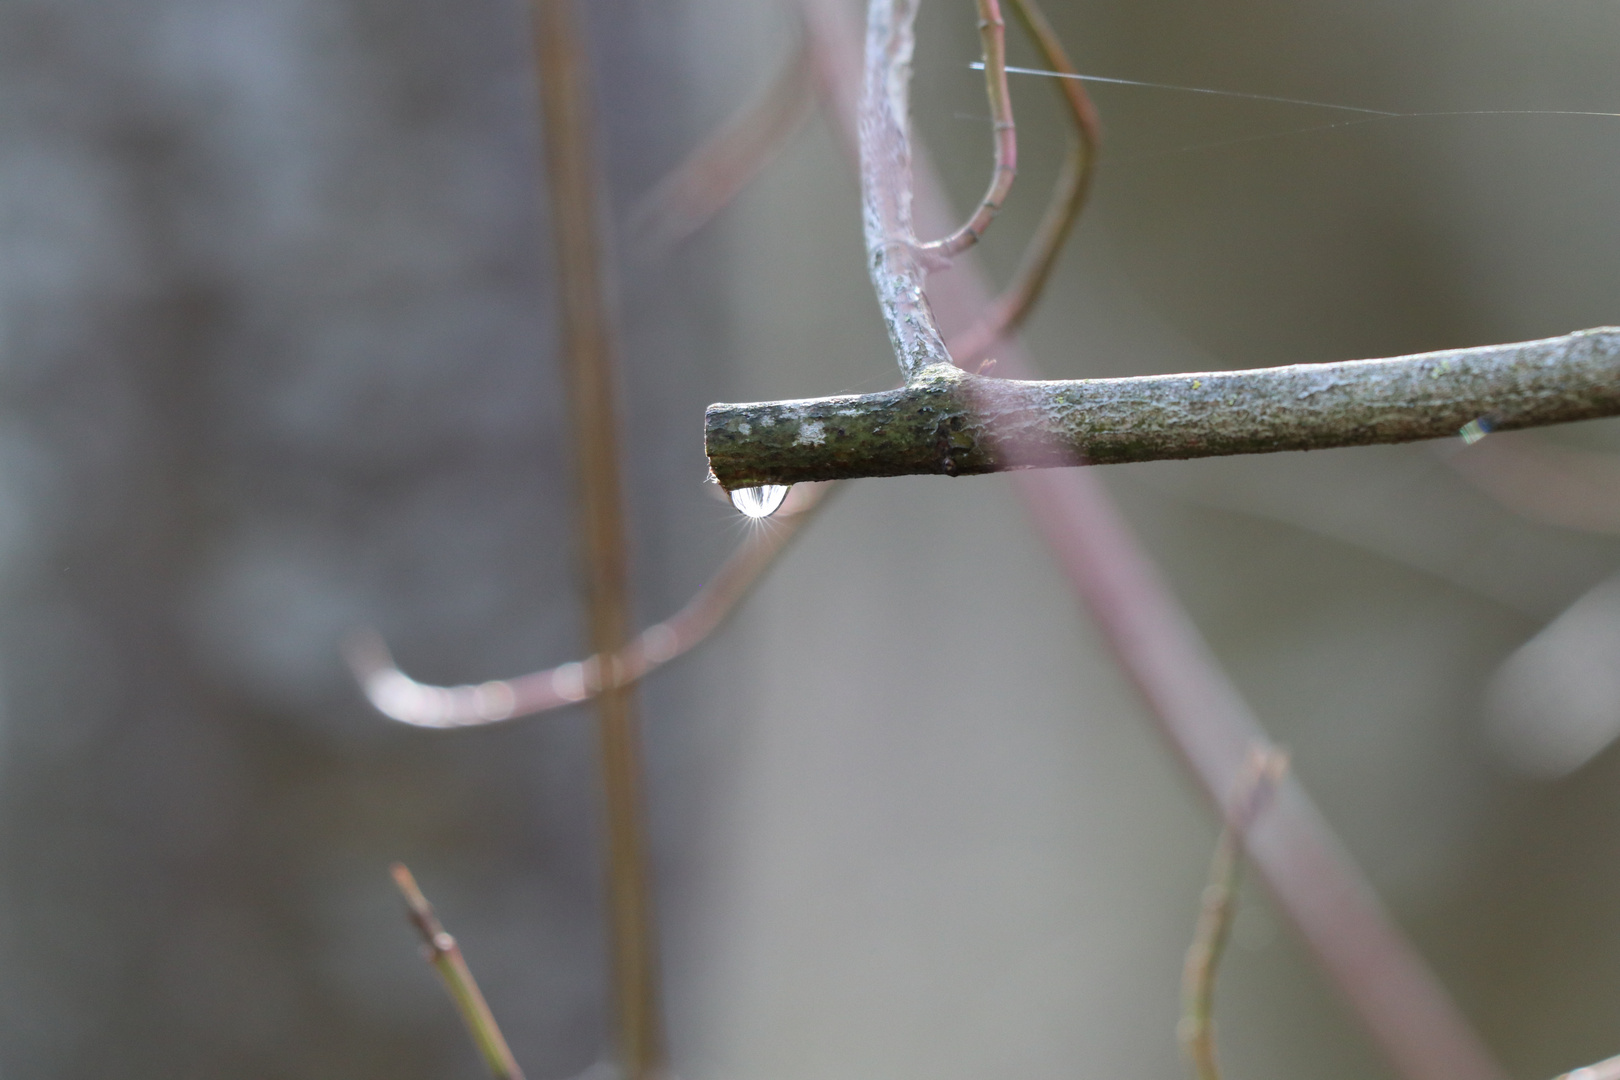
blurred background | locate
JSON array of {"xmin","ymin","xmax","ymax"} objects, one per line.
[{"xmin": 1, "ymin": 0, "xmax": 1619, "ymax": 1076}]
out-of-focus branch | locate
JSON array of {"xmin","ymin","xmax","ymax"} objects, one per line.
[
  {"xmin": 916, "ymin": 0, "xmax": 1016, "ymax": 260},
  {"xmin": 813, "ymin": 1, "xmax": 1507, "ymax": 1076},
  {"xmin": 705, "ymin": 329, "xmax": 1620, "ymax": 488},
  {"xmin": 949, "ymin": 0, "xmax": 1100, "ymax": 362},
  {"xmin": 629, "ymin": 35, "xmax": 817, "ymax": 252},
  {"xmin": 1554, "ymin": 1052, "xmax": 1620, "ymax": 1080},
  {"xmin": 1448, "ymin": 433, "xmax": 1620, "ymax": 536},
  {"xmin": 347, "ymin": 484, "xmax": 833, "ymax": 727},
  {"xmin": 392, "ymin": 864, "xmax": 527, "ymax": 1080},
  {"xmin": 1180, "ymin": 748, "xmax": 1289, "ymax": 1080},
  {"xmin": 527, "ymin": 0, "xmax": 664, "ymax": 1073}
]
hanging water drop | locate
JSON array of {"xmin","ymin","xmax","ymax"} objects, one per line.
[{"xmin": 728, "ymin": 484, "xmax": 792, "ymax": 519}]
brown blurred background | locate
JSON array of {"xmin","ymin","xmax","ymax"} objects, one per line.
[{"xmin": 1, "ymin": 0, "xmax": 1618, "ymax": 1077}]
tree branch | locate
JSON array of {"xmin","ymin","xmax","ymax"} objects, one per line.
[
  {"xmin": 806, "ymin": 1, "xmax": 1508, "ymax": 1076},
  {"xmin": 705, "ymin": 328, "xmax": 1620, "ymax": 487}
]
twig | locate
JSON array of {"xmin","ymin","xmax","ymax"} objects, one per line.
[
  {"xmin": 347, "ymin": 484, "xmax": 835, "ymax": 727},
  {"xmin": 391, "ymin": 864, "xmax": 527, "ymax": 1080},
  {"xmin": 528, "ymin": 0, "xmax": 665, "ymax": 1073},
  {"xmin": 948, "ymin": 0, "xmax": 1100, "ymax": 362},
  {"xmin": 705, "ymin": 328, "xmax": 1620, "ymax": 487},
  {"xmin": 1447, "ymin": 434, "xmax": 1620, "ymax": 536},
  {"xmin": 1554, "ymin": 1052, "xmax": 1620, "ymax": 1080},
  {"xmin": 916, "ymin": 0, "xmax": 1016, "ymax": 260},
  {"xmin": 1179, "ymin": 748, "xmax": 1290, "ymax": 1080},
  {"xmin": 812, "ymin": 0, "xmax": 1508, "ymax": 1076},
  {"xmin": 629, "ymin": 34, "xmax": 817, "ymax": 252}
]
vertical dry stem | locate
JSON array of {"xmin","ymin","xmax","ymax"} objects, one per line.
[
  {"xmin": 392, "ymin": 864, "xmax": 528, "ymax": 1080},
  {"xmin": 529, "ymin": 1, "xmax": 665, "ymax": 1075}
]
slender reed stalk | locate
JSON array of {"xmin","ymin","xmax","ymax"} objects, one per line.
[
  {"xmin": 528, "ymin": 0, "xmax": 665, "ymax": 1074},
  {"xmin": 392, "ymin": 864, "xmax": 527, "ymax": 1080}
]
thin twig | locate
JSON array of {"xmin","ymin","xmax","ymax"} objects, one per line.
[
  {"xmin": 814, "ymin": 0, "xmax": 1508, "ymax": 1076},
  {"xmin": 948, "ymin": 0, "xmax": 1100, "ymax": 361},
  {"xmin": 1554, "ymin": 1052, "xmax": 1620, "ymax": 1080},
  {"xmin": 1447, "ymin": 434, "xmax": 1620, "ymax": 536},
  {"xmin": 705, "ymin": 328, "xmax": 1620, "ymax": 487},
  {"xmin": 528, "ymin": 0, "xmax": 665, "ymax": 1073},
  {"xmin": 916, "ymin": 0, "xmax": 1017, "ymax": 260},
  {"xmin": 391, "ymin": 864, "xmax": 527, "ymax": 1080},
  {"xmin": 347, "ymin": 484, "xmax": 835, "ymax": 727},
  {"xmin": 1179, "ymin": 748, "xmax": 1290, "ymax": 1080},
  {"xmin": 629, "ymin": 34, "xmax": 818, "ymax": 252}
]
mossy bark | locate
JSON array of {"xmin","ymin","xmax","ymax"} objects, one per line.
[{"xmin": 705, "ymin": 327, "xmax": 1620, "ymax": 488}]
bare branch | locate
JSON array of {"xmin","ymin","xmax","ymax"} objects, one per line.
[
  {"xmin": 392, "ymin": 864, "xmax": 527, "ymax": 1080},
  {"xmin": 812, "ymin": 0, "xmax": 1507, "ymax": 1074},
  {"xmin": 705, "ymin": 328, "xmax": 1620, "ymax": 487},
  {"xmin": 1180, "ymin": 748, "xmax": 1290, "ymax": 1080},
  {"xmin": 528, "ymin": 0, "xmax": 664, "ymax": 1071},
  {"xmin": 347, "ymin": 485, "xmax": 834, "ymax": 727},
  {"xmin": 861, "ymin": 0, "xmax": 954, "ymax": 379},
  {"xmin": 629, "ymin": 35, "xmax": 817, "ymax": 252},
  {"xmin": 949, "ymin": 0, "xmax": 1100, "ymax": 361},
  {"xmin": 916, "ymin": 0, "xmax": 1017, "ymax": 260}
]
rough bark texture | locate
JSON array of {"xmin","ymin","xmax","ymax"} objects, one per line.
[{"xmin": 705, "ymin": 327, "xmax": 1620, "ymax": 487}]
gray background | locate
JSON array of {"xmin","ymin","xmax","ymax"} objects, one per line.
[{"xmin": 1, "ymin": 0, "xmax": 1619, "ymax": 1077}]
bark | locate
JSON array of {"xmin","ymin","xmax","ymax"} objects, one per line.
[{"xmin": 705, "ymin": 327, "xmax": 1620, "ymax": 487}]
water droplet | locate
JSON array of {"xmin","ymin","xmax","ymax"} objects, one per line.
[{"xmin": 729, "ymin": 484, "xmax": 791, "ymax": 519}]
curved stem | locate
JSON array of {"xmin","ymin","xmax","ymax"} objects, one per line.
[
  {"xmin": 349, "ymin": 484, "xmax": 834, "ymax": 727},
  {"xmin": 916, "ymin": 0, "xmax": 1017, "ymax": 260},
  {"xmin": 949, "ymin": 0, "xmax": 1100, "ymax": 361},
  {"xmin": 629, "ymin": 35, "xmax": 817, "ymax": 252}
]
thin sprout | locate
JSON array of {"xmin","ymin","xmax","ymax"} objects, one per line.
[
  {"xmin": 1180, "ymin": 747, "xmax": 1290, "ymax": 1080},
  {"xmin": 918, "ymin": 0, "xmax": 1016, "ymax": 260},
  {"xmin": 348, "ymin": 483, "xmax": 836, "ymax": 728},
  {"xmin": 392, "ymin": 864, "xmax": 527, "ymax": 1080},
  {"xmin": 950, "ymin": 0, "xmax": 1101, "ymax": 361}
]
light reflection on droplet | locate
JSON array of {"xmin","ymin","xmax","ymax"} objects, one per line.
[{"xmin": 728, "ymin": 484, "xmax": 791, "ymax": 519}]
